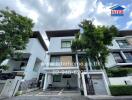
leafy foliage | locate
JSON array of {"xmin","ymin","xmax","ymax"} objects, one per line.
[
  {"xmin": 110, "ymin": 85, "xmax": 132, "ymax": 96},
  {"xmin": 107, "ymin": 68, "xmax": 132, "ymax": 77},
  {"xmin": 71, "ymin": 20, "xmax": 118, "ymax": 69},
  {"xmin": 0, "ymin": 65, "xmax": 9, "ymax": 70},
  {"xmin": 107, "ymin": 68, "xmax": 128, "ymax": 77},
  {"xmin": 0, "ymin": 8, "xmax": 34, "ymax": 63}
]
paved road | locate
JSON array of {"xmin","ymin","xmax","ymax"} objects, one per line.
[
  {"xmin": 1, "ymin": 90, "xmax": 132, "ymax": 100},
  {"xmin": 1, "ymin": 96, "xmax": 132, "ymax": 100},
  {"xmin": 1, "ymin": 96, "xmax": 87, "ymax": 100},
  {"xmin": 1, "ymin": 95, "xmax": 132, "ymax": 100}
]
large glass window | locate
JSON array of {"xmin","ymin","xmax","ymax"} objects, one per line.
[
  {"xmin": 53, "ymin": 75, "xmax": 61, "ymax": 82},
  {"xmin": 112, "ymin": 52, "xmax": 124, "ymax": 63},
  {"xmin": 50, "ymin": 56, "xmax": 60, "ymax": 62},
  {"xmin": 50, "ymin": 56, "xmax": 60, "ymax": 67},
  {"xmin": 116, "ymin": 40, "xmax": 129, "ymax": 48},
  {"xmin": 61, "ymin": 40, "xmax": 71, "ymax": 48},
  {"xmin": 124, "ymin": 52, "xmax": 132, "ymax": 62}
]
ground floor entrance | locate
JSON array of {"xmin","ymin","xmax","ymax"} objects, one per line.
[
  {"xmin": 43, "ymin": 73, "xmax": 80, "ymax": 91},
  {"xmin": 82, "ymin": 71, "xmax": 110, "ymax": 96}
]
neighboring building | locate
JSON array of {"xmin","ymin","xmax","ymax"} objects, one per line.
[
  {"xmin": 106, "ymin": 30, "xmax": 132, "ymax": 68},
  {"xmin": 41, "ymin": 29, "xmax": 110, "ymax": 96},
  {"xmin": 0, "ymin": 31, "xmax": 48, "ymax": 81},
  {"xmin": 0, "ymin": 31, "xmax": 48, "ymax": 96}
]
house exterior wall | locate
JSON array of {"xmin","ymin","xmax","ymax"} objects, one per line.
[
  {"xmin": 48, "ymin": 36, "xmax": 74, "ymax": 53},
  {"xmin": 3, "ymin": 38, "xmax": 47, "ymax": 81},
  {"xmin": 107, "ymin": 39, "xmax": 120, "ymax": 50},
  {"xmin": 105, "ymin": 53, "xmax": 117, "ymax": 68},
  {"xmin": 109, "ymin": 76, "xmax": 132, "ymax": 85},
  {"xmin": 51, "ymin": 74, "xmax": 78, "ymax": 88},
  {"xmin": 106, "ymin": 36, "xmax": 132, "ymax": 68},
  {"xmin": 24, "ymin": 38, "xmax": 47, "ymax": 80}
]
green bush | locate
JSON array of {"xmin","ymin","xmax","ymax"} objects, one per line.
[
  {"xmin": 110, "ymin": 85, "xmax": 132, "ymax": 96},
  {"xmin": 0, "ymin": 65, "xmax": 9, "ymax": 70},
  {"xmin": 106, "ymin": 68, "xmax": 128, "ymax": 77}
]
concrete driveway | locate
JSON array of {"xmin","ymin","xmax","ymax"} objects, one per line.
[
  {"xmin": 1, "ymin": 90, "xmax": 132, "ymax": 100},
  {"xmin": 1, "ymin": 95, "xmax": 132, "ymax": 100}
]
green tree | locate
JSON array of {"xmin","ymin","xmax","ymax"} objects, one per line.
[
  {"xmin": 0, "ymin": 8, "xmax": 34, "ymax": 64},
  {"xmin": 71, "ymin": 20, "xmax": 118, "ymax": 69}
]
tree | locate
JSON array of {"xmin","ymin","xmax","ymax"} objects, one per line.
[
  {"xmin": 0, "ymin": 8, "xmax": 34, "ymax": 64},
  {"xmin": 71, "ymin": 20, "xmax": 118, "ymax": 69}
]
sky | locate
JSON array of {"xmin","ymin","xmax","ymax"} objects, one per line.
[{"xmin": 0, "ymin": 0, "xmax": 132, "ymax": 45}]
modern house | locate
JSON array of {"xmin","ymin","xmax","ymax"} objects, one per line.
[
  {"xmin": 0, "ymin": 31, "xmax": 48, "ymax": 93},
  {"xmin": 106, "ymin": 30, "xmax": 132, "ymax": 68},
  {"xmin": 2, "ymin": 29, "xmax": 132, "ymax": 97},
  {"xmin": 41, "ymin": 29, "xmax": 110, "ymax": 96}
]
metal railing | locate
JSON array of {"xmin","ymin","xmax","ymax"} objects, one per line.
[{"xmin": 49, "ymin": 62, "xmax": 77, "ymax": 67}]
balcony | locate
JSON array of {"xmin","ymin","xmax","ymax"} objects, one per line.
[
  {"xmin": 119, "ymin": 45, "xmax": 132, "ymax": 49},
  {"xmin": 13, "ymin": 66, "xmax": 26, "ymax": 72},
  {"xmin": 49, "ymin": 62, "xmax": 77, "ymax": 68}
]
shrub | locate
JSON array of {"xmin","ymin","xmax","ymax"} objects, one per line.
[
  {"xmin": 110, "ymin": 85, "xmax": 132, "ymax": 96},
  {"xmin": 106, "ymin": 68, "xmax": 128, "ymax": 77},
  {"xmin": 0, "ymin": 65, "xmax": 9, "ymax": 70}
]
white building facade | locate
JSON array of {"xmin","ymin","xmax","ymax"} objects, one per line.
[
  {"xmin": 41, "ymin": 29, "xmax": 110, "ymax": 96},
  {"xmin": 0, "ymin": 31, "xmax": 48, "ymax": 85},
  {"xmin": 106, "ymin": 30, "xmax": 132, "ymax": 68}
]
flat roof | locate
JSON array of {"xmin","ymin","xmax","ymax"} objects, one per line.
[
  {"xmin": 119, "ymin": 30, "xmax": 132, "ymax": 37},
  {"xmin": 31, "ymin": 31, "xmax": 48, "ymax": 51},
  {"xmin": 46, "ymin": 29, "xmax": 80, "ymax": 40}
]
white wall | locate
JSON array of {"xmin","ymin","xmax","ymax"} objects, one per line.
[
  {"xmin": 105, "ymin": 53, "xmax": 116, "ymax": 68},
  {"xmin": 49, "ymin": 36, "xmax": 74, "ymax": 53},
  {"xmin": 51, "ymin": 74, "xmax": 78, "ymax": 88},
  {"xmin": 24, "ymin": 38, "xmax": 47, "ymax": 80},
  {"xmin": 109, "ymin": 76, "xmax": 132, "ymax": 85},
  {"xmin": 107, "ymin": 39, "xmax": 120, "ymax": 50}
]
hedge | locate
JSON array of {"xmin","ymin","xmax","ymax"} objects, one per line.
[
  {"xmin": 106, "ymin": 68, "xmax": 128, "ymax": 77},
  {"xmin": 109, "ymin": 85, "xmax": 132, "ymax": 96}
]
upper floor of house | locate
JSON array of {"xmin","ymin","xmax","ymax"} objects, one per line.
[
  {"xmin": 46, "ymin": 29, "xmax": 80, "ymax": 54},
  {"xmin": 106, "ymin": 30, "xmax": 132, "ymax": 68},
  {"xmin": 108, "ymin": 30, "xmax": 132, "ymax": 50},
  {"xmin": 1, "ymin": 31, "xmax": 48, "ymax": 80}
]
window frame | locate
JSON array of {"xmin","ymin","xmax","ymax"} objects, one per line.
[
  {"xmin": 116, "ymin": 40, "xmax": 129, "ymax": 47},
  {"xmin": 61, "ymin": 40, "xmax": 71, "ymax": 48},
  {"xmin": 53, "ymin": 75, "xmax": 61, "ymax": 82},
  {"xmin": 112, "ymin": 52, "xmax": 124, "ymax": 63}
]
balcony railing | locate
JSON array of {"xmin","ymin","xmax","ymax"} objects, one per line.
[
  {"xmin": 13, "ymin": 66, "xmax": 26, "ymax": 71},
  {"xmin": 49, "ymin": 62, "xmax": 77, "ymax": 67},
  {"xmin": 119, "ymin": 45, "xmax": 132, "ymax": 48},
  {"xmin": 125, "ymin": 59, "xmax": 132, "ymax": 63}
]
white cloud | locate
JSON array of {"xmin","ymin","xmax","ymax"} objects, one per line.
[
  {"xmin": 67, "ymin": 0, "xmax": 86, "ymax": 19},
  {"xmin": 125, "ymin": 21, "xmax": 132, "ymax": 29},
  {"xmin": 93, "ymin": 1, "xmax": 117, "ymax": 26},
  {"xmin": 0, "ymin": 0, "xmax": 118, "ymax": 30},
  {"xmin": 130, "ymin": 11, "xmax": 132, "ymax": 18}
]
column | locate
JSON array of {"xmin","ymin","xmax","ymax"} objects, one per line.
[
  {"xmin": 87, "ymin": 57, "xmax": 93, "ymax": 70},
  {"xmin": 43, "ymin": 74, "xmax": 48, "ymax": 90},
  {"xmin": 77, "ymin": 73, "xmax": 81, "ymax": 89},
  {"xmin": 24, "ymin": 54, "xmax": 36, "ymax": 80},
  {"xmin": 75, "ymin": 53, "xmax": 79, "ymax": 68},
  {"xmin": 120, "ymin": 51, "xmax": 127, "ymax": 62}
]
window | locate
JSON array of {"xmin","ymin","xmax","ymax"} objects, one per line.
[
  {"xmin": 61, "ymin": 40, "xmax": 71, "ymax": 48},
  {"xmin": 33, "ymin": 59, "xmax": 40, "ymax": 72},
  {"xmin": 53, "ymin": 75, "xmax": 61, "ymax": 82},
  {"xmin": 116, "ymin": 40, "xmax": 129, "ymax": 47},
  {"xmin": 50, "ymin": 56, "xmax": 60, "ymax": 67},
  {"xmin": 112, "ymin": 52, "xmax": 124, "ymax": 63},
  {"xmin": 124, "ymin": 52, "xmax": 132, "ymax": 62},
  {"xmin": 50, "ymin": 56, "xmax": 60, "ymax": 62}
]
